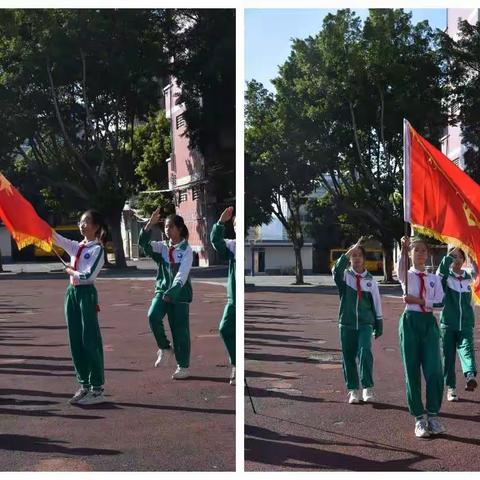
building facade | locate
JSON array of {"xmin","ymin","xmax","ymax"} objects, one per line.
[{"xmin": 441, "ymin": 9, "xmax": 480, "ymax": 168}]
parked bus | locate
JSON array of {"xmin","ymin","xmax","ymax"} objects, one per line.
[{"xmin": 330, "ymin": 248, "xmax": 383, "ymax": 273}]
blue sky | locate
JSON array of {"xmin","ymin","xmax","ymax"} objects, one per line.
[{"xmin": 245, "ymin": 9, "xmax": 447, "ymax": 91}]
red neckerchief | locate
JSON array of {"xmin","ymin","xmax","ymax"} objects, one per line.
[
  {"xmin": 416, "ymin": 272, "xmax": 426, "ymax": 312},
  {"xmin": 356, "ymin": 274, "xmax": 362, "ymax": 302}
]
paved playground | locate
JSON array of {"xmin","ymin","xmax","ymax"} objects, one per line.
[
  {"xmin": 0, "ymin": 271, "xmax": 234, "ymax": 471},
  {"xmin": 245, "ymin": 281, "xmax": 480, "ymax": 471}
]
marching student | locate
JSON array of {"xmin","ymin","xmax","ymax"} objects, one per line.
[
  {"xmin": 139, "ymin": 208, "xmax": 193, "ymax": 379},
  {"xmin": 437, "ymin": 247, "xmax": 477, "ymax": 402},
  {"xmin": 332, "ymin": 238, "xmax": 383, "ymax": 405},
  {"xmin": 397, "ymin": 236, "xmax": 445, "ymax": 438},
  {"xmin": 52, "ymin": 209, "xmax": 107, "ymax": 405},
  {"xmin": 210, "ymin": 206, "xmax": 236, "ymax": 385}
]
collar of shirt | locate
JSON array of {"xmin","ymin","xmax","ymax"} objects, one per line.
[
  {"xmin": 168, "ymin": 239, "xmax": 186, "ymax": 249},
  {"xmin": 80, "ymin": 239, "xmax": 100, "ymax": 248},
  {"xmin": 409, "ymin": 267, "xmax": 428, "ymax": 275},
  {"xmin": 348, "ymin": 268, "xmax": 368, "ymax": 278}
]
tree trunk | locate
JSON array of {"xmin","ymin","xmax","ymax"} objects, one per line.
[
  {"xmin": 382, "ymin": 241, "xmax": 394, "ymax": 283},
  {"xmin": 293, "ymin": 244, "xmax": 304, "ymax": 285},
  {"xmin": 107, "ymin": 209, "xmax": 127, "ymax": 268}
]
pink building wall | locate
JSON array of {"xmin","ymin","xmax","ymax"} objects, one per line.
[
  {"xmin": 443, "ymin": 9, "xmax": 480, "ymax": 168},
  {"xmin": 164, "ymin": 79, "xmax": 211, "ymax": 266}
]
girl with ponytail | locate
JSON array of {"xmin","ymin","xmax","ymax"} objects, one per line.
[
  {"xmin": 139, "ymin": 208, "xmax": 194, "ymax": 379},
  {"xmin": 52, "ymin": 209, "xmax": 108, "ymax": 405}
]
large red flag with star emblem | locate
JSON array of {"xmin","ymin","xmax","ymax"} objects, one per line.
[
  {"xmin": 0, "ymin": 172, "xmax": 53, "ymax": 251},
  {"xmin": 404, "ymin": 120, "xmax": 480, "ymax": 303}
]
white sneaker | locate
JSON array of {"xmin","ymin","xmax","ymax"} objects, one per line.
[
  {"xmin": 348, "ymin": 389, "xmax": 360, "ymax": 404},
  {"xmin": 362, "ymin": 388, "xmax": 374, "ymax": 402},
  {"xmin": 415, "ymin": 419, "xmax": 430, "ymax": 438},
  {"xmin": 447, "ymin": 387, "xmax": 458, "ymax": 402},
  {"xmin": 427, "ymin": 416, "xmax": 446, "ymax": 435},
  {"xmin": 154, "ymin": 348, "xmax": 173, "ymax": 367},
  {"xmin": 172, "ymin": 366, "xmax": 190, "ymax": 379},
  {"xmin": 230, "ymin": 366, "xmax": 236, "ymax": 386},
  {"xmin": 69, "ymin": 387, "xmax": 90, "ymax": 404},
  {"xmin": 77, "ymin": 389, "xmax": 105, "ymax": 405}
]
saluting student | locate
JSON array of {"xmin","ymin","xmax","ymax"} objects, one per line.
[
  {"xmin": 210, "ymin": 206, "xmax": 236, "ymax": 385},
  {"xmin": 139, "ymin": 208, "xmax": 193, "ymax": 379},
  {"xmin": 397, "ymin": 236, "xmax": 445, "ymax": 438},
  {"xmin": 332, "ymin": 238, "xmax": 383, "ymax": 405},
  {"xmin": 52, "ymin": 209, "xmax": 107, "ymax": 405},
  {"xmin": 437, "ymin": 247, "xmax": 477, "ymax": 402}
]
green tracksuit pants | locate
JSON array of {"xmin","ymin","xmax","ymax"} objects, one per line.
[
  {"xmin": 219, "ymin": 303, "xmax": 235, "ymax": 366},
  {"xmin": 339, "ymin": 324, "xmax": 374, "ymax": 390},
  {"xmin": 441, "ymin": 327, "xmax": 476, "ymax": 388},
  {"xmin": 399, "ymin": 311, "xmax": 443, "ymax": 419},
  {"xmin": 64, "ymin": 284, "xmax": 104, "ymax": 388},
  {"xmin": 148, "ymin": 295, "xmax": 190, "ymax": 368}
]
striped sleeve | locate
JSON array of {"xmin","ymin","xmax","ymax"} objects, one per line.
[{"xmin": 72, "ymin": 245, "xmax": 104, "ymax": 282}]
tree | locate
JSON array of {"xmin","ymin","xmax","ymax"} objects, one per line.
[
  {"xmin": 270, "ymin": 9, "xmax": 448, "ymax": 281},
  {"xmin": 0, "ymin": 10, "xmax": 171, "ymax": 267},
  {"xmin": 440, "ymin": 19, "xmax": 480, "ymax": 183},
  {"xmin": 129, "ymin": 110, "xmax": 174, "ymax": 218},
  {"xmin": 245, "ymin": 80, "xmax": 319, "ymax": 284}
]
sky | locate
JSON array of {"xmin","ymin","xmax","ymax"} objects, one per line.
[{"xmin": 245, "ymin": 8, "xmax": 447, "ymax": 91}]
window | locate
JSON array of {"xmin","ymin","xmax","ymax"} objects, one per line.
[
  {"xmin": 192, "ymin": 185, "xmax": 202, "ymax": 200},
  {"xmin": 178, "ymin": 190, "xmax": 188, "ymax": 203},
  {"xmin": 176, "ymin": 113, "xmax": 186, "ymax": 129}
]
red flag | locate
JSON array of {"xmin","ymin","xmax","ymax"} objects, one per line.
[
  {"xmin": 0, "ymin": 172, "xmax": 53, "ymax": 251},
  {"xmin": 403, "ymin": 120, "xmax": 480, "ymax": 303}
]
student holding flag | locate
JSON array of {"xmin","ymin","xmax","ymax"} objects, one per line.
[
  {"xmin": 139, "ymin": 208, "xmax": 193, "ymax": 380},
  {"xmin": 52, "ymin": 210, "xmax": 108, "ymax": 405},
  {"xmin": 332, "ymin": 237, "xmax": 383, "ymax": 405},
  {"xmin": 0, "ymin": 173, "xmax": 107, "ymax": 405},
  {"xmin": 397, "ymin": 236, "xmax": 445, "ymax": 438},
  {"xmin": 210, "ymin": 206, "xmax": 236, "ymax": 385},
  {"xmin": 437, "ymin": 247, "xmax": 477, "ymax": 401}
]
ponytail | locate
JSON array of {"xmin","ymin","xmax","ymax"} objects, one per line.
[
  {"xmin": 166, "ymin": 214, "xmax": 189, "ymax": 241},
  {"xmin": 83, "ymin": 209, "xmax": 108, "ymax": 246}
]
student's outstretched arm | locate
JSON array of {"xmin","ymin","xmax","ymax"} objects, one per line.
[
  {"xmin": 52, "ymin": 231, "xmax": 80, "ymax": 258},
  {"xmin": 396, "ymin": 236, "xmax": 409, "ymax": 287},
  {"xmin": 436, "ymin": 253, "xmax": 453, "ymax": 291},
  {"xmin": 210, "ymin": 207, "xmax": 235, "ymax": 260},
  {"xmin": 138, "ymin": 208, "xmax": 165, "ymax": 263}
]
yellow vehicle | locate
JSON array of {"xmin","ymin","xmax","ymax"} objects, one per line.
[
  {"xmin": 34, "ymin": 224, "xmax": 114, "ymax": 259},
  {"xmin": 34, "ymin": 225, "xmax": 81, "ymax": 258},
  {"xmin": 330, "ymin": 248, "xmax": 383, "ymax": 273}
]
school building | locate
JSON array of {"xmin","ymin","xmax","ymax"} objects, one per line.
[{"xmin": 122, "ymin": 76, "xmax": 235, "ymax": 266}]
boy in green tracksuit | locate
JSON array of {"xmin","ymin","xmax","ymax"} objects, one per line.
[
  {"xmin": 210, "ymin": 206, "xmax": 236, "ymax": 385},
  {"xmin": 332, "ymin": 238, "xmax": 383, "ymax": 404},
  {"xmin": 397, "ymin": 236, "xmax": 445, "ymax": 438},
  {"xmin": 139, "ymin": 208, "xmax": 193, "ymax": 380},
  {"xmin": 437, "ymin": 247, "xmax": 477, "ymax": 401}
]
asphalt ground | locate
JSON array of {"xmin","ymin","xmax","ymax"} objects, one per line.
[
  {"xmin": 0, "ymin": 276, "xmax": 234, "ymax": 471},
  {"xmin": 245, "ymin": 284, "xmax": 480, "ymax": 472}
]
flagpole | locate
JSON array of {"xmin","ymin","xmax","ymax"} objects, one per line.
[
  {"xmin": 403, "ymin": 118, "xmax": 410, "ymax": 295},
  {"xmin": 51, "ymin": 246, "xmax": 68, "ymax": 267}
]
